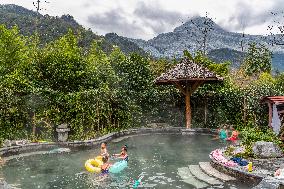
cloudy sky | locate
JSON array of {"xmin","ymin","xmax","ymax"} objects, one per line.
[{"xmin": 1, "ymin": 0, "xmax": 284, "ymax": 39}]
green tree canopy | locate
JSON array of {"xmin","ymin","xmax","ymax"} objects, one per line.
[{"xmin": 242, "ymin": 42, "xmax": 272, "ymax": 76}]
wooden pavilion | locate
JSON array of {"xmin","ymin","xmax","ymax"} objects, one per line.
[
  {"xmin": 260, "ymin": 96, "xmax": 284, "ymax": 128},
  {"xmin": 155, "ymin": 58, "xmax": 223, "ymax": 128}
]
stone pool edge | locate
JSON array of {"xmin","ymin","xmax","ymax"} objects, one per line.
[
  {"xmin": 209, "ymin": 149, "xmax": 284, "ymax": 189},
  {"xmin": 0, "ymin": 127, "xmax": 217, "ymax": 157},
  {"xmin": 64, "ymin": 127, "xmax": 217, "ymax": 148}
]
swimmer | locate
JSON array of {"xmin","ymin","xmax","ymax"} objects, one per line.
[
  {"xmin": 213, "ymin": 125, "xmax": 228, "ymax": 140},
  {"xmin": 100, "ymin": 142, "xmax": 109, "ymax": 158},
  {"xmin": 113, "ymin": 145, "xmax": 128, "ymax": 162},
  {"xmin": 227, "ymin": 126, "xmax": 239, "ymax": 141},
  {"xmin": 101, "ymin": 156, "xmax": 112, "ymax": 174}
]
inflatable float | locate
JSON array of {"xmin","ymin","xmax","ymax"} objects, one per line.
[
  {"xmin": 85, "ymin": 156, "xmax": 103, "ymax": 173},
  {"xmin": 109, "ymin": 160, "xmax": 128, "ymax": 174}
]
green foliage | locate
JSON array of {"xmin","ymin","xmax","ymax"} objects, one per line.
[
  {"xmin": 36, "ymin": 31, "xmax": 86, "ymax": 92},
  {"xmin": 241, "ymin": 127, "xmax": 281, "ymax": 146},
  {"xmin": 184, "ymin": 51, "xmax": 230, "ymax": 76},
  {"xmin": 0, "ymin": 23, "xmax": 283, "ymax": 143},
  {"xmin": 238, "ymin": 127, "xmax": 282, "ymax": 157},
  {"xmin": 0, "ymin": 25, "xmax": 153, "ymax": 141},
  {"xmin": 224, "ymin": 145, "xmax": 235, "ymax": 156},
  {"xmin": 276, "ymin": 73, "xmax": 284, "ymax": 89},
  {"xmin": 149, "ymin": 58, "xmax": 173, "ymax": 77},
  {"xmin": 242, "ymin": 43, "xmax": 272, "ymax": 76},
  {"xmin": 0, "ymin": 25, "xmax": 34, "ymax": 141}
]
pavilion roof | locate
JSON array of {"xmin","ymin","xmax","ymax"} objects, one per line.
[
  {"xmin": 260, "ymin": 96, "xmax": 284, "ymax": 104},
  {"xmin": 155, "ymin": 58, "xmax": 223, "ymax": 84}
]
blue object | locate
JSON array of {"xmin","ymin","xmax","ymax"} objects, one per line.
[
  {"xmin": 230, "ymin": 157, "xmax": 248, "ymax": 166},
  {"xmin": 109, "ymin": 160, "xmax": 128, "ymax": 173},
  {"xmin": 124, "ymin": 155, "xmax": 129, "ymax": 162},
  {"xmin": 219, "ymin": 130, "xmax": 227, "ymax": 140},
  {"xmin": 101, "ymin": 169, "xmax": 109, "ymax": 174},
  {"xmin": 133, "ymin": 175, "xmax": 143, "ymax": 188},
  {"xmin": 133, "ymin": 180, "xmax": 140, "ymax": 188}
]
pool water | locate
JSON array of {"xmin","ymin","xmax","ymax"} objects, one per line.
[{"xmin": 2, "ymin": 134, "xmax": 254, "ymax": 189}]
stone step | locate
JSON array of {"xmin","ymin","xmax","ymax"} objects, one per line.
[
  {"xmin": 199, "ymin": 162, "xmax": 236, "ymax": 181},
  {"xmin": 177, "ymin": 167, "xmax": 208, "ymax": 189},
  {"xmin": 188, "ymin": 165, "xmax": 222, "ymax": 185}
]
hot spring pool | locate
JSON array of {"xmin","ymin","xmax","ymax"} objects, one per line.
[{"xmin": 2, "ymin": 134, "xmax": 254, "ymax": 188}]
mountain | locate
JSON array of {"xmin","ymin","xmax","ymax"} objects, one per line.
[
  {"xmin": 208, "ymin": 48, "xmax": 284, "ymax": 72},
  {"xmin": 105, "ymin": 33, "xmax": 147, "ymax": 56},
  {"xmin": 0, "ymin": 4, "xmax": 145, "ymax": 55},
  {"xmin": 109, "ymin": 16, "xmax": 284, "ymax": 71},
  {"xmin": 207, "ymin": 48, "xmax": 245, "ymax": 68},
  {"xmin": 127, "ymin": 16, "xmax": 284, "ymax": 59},
  {"xmin": 0, "ymin": 5, "xmax": 283, "ymax": 71},
  {"xmin": 272, "ymin": 53, "xmax": 284, "ymax": 72}
]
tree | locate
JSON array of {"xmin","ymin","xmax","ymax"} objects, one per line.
[
  {"xmin": 241, "ymin": 42, "xmax": 272, "ymax": 76},
  {"xmin": 35, "ymin": 30, "xmax": 86, "ymax": 93},
  {"xmin": 0, "ymin": 25, "xmax": 35, "ymax": 141},
  {"xmin": 183, "ymin": 50, "xmax": 230, "ymax": 76}
]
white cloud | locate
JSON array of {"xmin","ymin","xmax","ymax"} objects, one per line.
[{"xmin": 0, "ymin": 0, "xmax": 283, "ymax": 39}]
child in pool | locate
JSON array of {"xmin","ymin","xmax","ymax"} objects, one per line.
[
  {"xmin": 100, "ymin": 142, "xmax": 109, "ymax": 158},
  {"xmin": 213, "ymin": 125, "xmax": 228, "ymax": 140},
  {"xmin": 219, "ymin": 125, "xmax": 228, "ymax": 140},
  {"xmin": 101, "ymin": 156, "xmax": 112, "ymax": 174},
  {"xmin": 113, "ymin": 145, "xmax": 128, "ymax": 162},
  {"xmin": 227, "ymin": 126, "xmax": 239, "ymax": 141}
]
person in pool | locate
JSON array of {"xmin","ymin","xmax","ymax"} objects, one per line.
[
  {"xmin": 219, "ymin": 125, "xmax": 228, "ymax": 140},
  {"xmin": 113, "ymin": 145, "xmax": 128, "ymax": 162},
  {"xmin": 227, "ymin": 126, "xmax": 239, "ymax": 141},
  {"xmin": 213, "ymin": 125, "xmax": 228, "ymax": 140},
  {"xmin": 101, "ymin": 156, "xmax": 112, "ymax": 174},
  {"xmin": 100, "ymin": 142, "xmax": 109, "ymax": 158}
]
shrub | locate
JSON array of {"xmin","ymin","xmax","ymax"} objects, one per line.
[{"xmin": 237, "ymin": 127, "xmax": 282, "ymax": 158}]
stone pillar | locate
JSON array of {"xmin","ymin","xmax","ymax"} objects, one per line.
[{"xmin": 56, "ymin": 123, "xmax": 70, "ymax": 142}]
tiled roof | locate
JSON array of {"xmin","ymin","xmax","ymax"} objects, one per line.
[
  {"xmin": 260, "ymin": 96, "xmax": 284, "ymax": 104},
  {"xmin": 155, "ymin": 58, "xmax": 223, "ymax": 84}
]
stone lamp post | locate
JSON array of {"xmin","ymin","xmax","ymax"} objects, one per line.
[{"xmin": 56, "ymin": 123, "xmax": 70, "ymax": 142}]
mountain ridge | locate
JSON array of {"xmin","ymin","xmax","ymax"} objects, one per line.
[
  {"xmin": 0, "ymin": 4, "xmax": 283, "ymax": 71},
  {"xmin": 111, "ymin": 16, "xmax": 284, "ymax": 71},
  {"xmin": 0, "ymin": 4, "xmax": 146, "ymax": 55},
  {"xmin": 125, "ymin": 17, "xmax": 284, "ymax": 59}
]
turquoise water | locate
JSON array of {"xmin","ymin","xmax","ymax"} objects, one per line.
[{"xmin": 2, "ymin": 134, "xmax": 254, "ymax": 188}]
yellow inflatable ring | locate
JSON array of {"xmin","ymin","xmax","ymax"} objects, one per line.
[{"xmin": 85, "ymin": 156, "xmax": 103, "ymax": 173}]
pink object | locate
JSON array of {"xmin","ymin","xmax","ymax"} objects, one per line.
[{"xmin": 211, "ymin": 149, "xmax": 237, "ymax": 167}]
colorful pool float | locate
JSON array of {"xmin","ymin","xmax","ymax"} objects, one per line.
[
  {"xmin": 85, "ymin": 156, "xmax": 103, "ymax": 173},
  {"xmin": 109, "ymin": 160, "xmax": 128, "ymax": 173}
]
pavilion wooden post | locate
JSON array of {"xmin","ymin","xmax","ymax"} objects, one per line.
[
  {"xmin": 185, "ymin": 84, "xmax": 191, "ymax": 128},
  {"xmin": 176, "ymin": 80, "xmax": 204, "ymax": 129}
]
